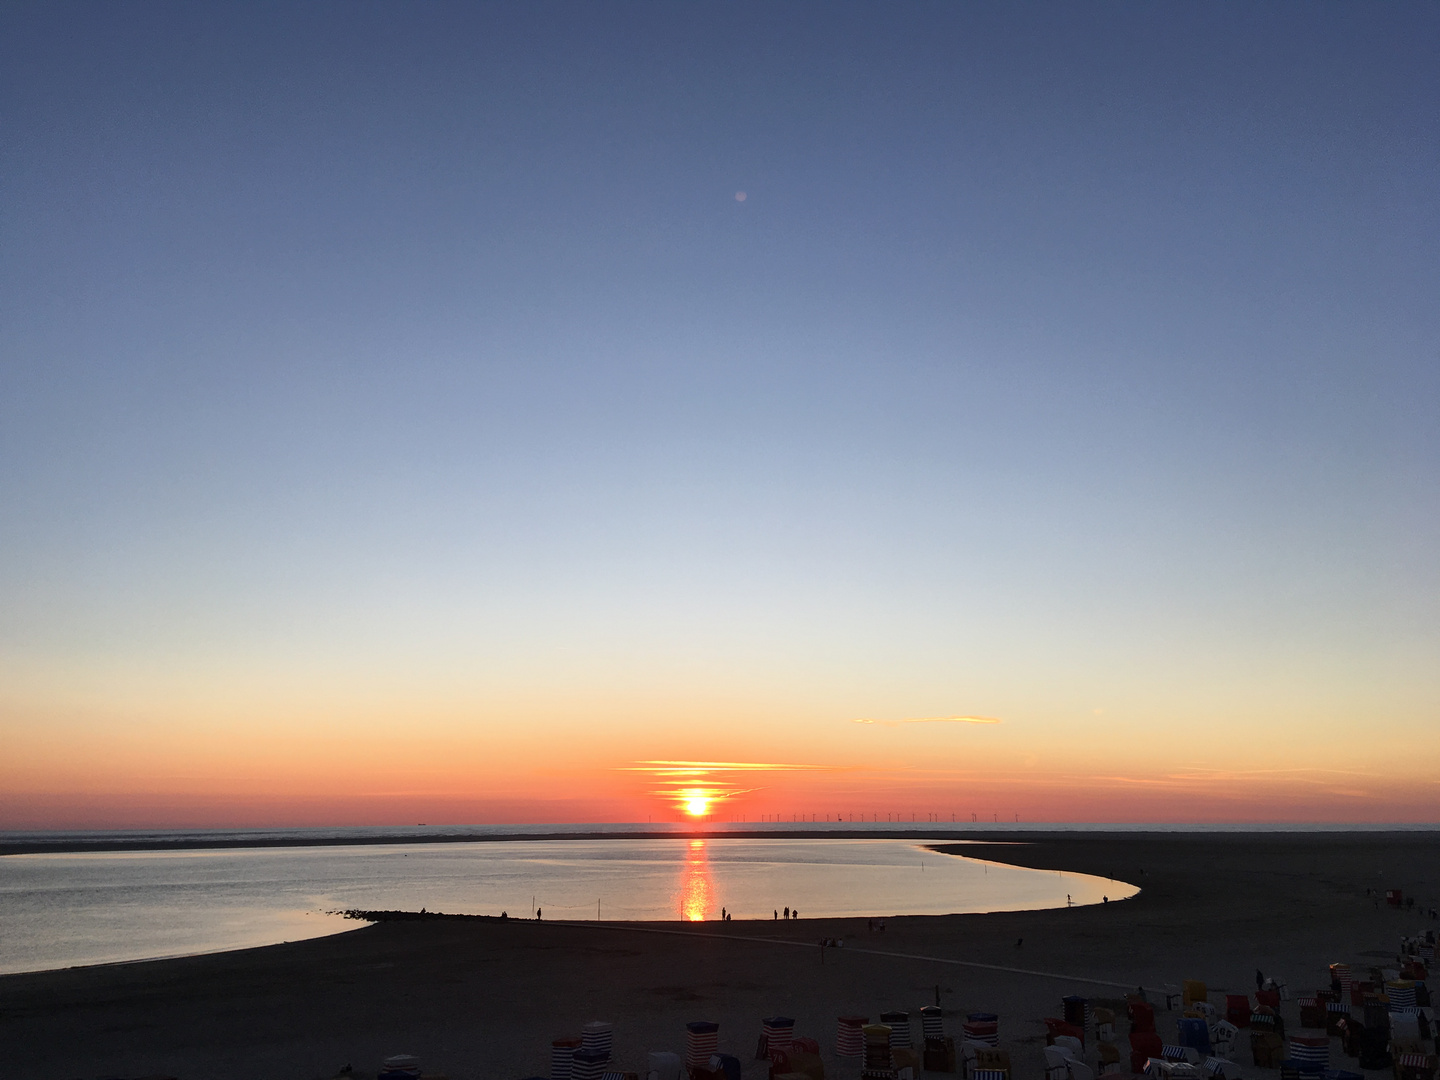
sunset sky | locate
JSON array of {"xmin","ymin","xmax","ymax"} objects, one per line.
[{"xmin": 2, "ymin": 4, "xmax": 1437, "ymax": 829}]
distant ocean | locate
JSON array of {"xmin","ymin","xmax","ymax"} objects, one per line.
[
  {"xmin": 0, "ymin": 833, "xmax": 1140, "ymax": 975},
  {"xmin": 5, "ymin": 818, "xmax": 1435, "ymax": 855}
]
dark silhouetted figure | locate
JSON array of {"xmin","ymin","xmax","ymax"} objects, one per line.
[
  {"xmin": 1015, "ymin": 937, "xmax": 1023, "ymax": 947},
  {"xmin": 536, "ymin": 908, "xmax": 542, "ymax": 920},
  {"xmin": 1256, "ymin": 969, "xmax": 1264, "ymax": 991},
  {"xmin": 784, "ymin": 906, "xmax": 790, "ymax": 919},
  {"xmin": 774, "ymin": 909, "xmax": 778, "ymax": 920}
]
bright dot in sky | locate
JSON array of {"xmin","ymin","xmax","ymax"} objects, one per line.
[
  {"xmin": 734, "ymin": 191, "xmax": 746, "ymax": 202},
  {"xmin": 685, "ymin": 796, "xmax": 710, "ymax": 817}
]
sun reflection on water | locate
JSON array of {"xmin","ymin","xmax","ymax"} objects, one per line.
[{"xmin": 678, "ymin": 838, "xmax": 716, "ymax": 921}]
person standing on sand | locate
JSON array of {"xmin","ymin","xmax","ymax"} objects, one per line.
[
  {"xmin": 784, "ymin": 906, "xmax": 790, "ymax": 919},
  {"xmin": 536, "ymin": 908, "xmax": 542, "ymax": 920},
  {"xmin": 774, "ymin": 909, "xmax": 778, "ymax": 920}
]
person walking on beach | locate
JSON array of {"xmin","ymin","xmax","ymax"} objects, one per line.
[
  {"xmin": 536, "ymin": 908, "xmax": 542, "ymax": 920},
  {"xmin": 784, "ymin": 906, "xmax": 790, "ymax": 919}
]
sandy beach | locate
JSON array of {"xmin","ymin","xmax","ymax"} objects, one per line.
[{"xmin": 3, "ymin": 831, "xmax": 1436, "ymax": 1080}]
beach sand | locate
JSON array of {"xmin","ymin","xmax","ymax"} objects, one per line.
[{"xmin": 2, "ymin": 831, "xmax": 1436, "ymax": 1080}]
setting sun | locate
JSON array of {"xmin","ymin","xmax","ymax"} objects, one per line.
[{"xmin": 684, "ymin": 795, "xmax": 710, "ymax": 817}]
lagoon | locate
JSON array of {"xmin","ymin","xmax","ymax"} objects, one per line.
[{"xmin": 0, "ymin": 836, "xmax": 1135, "ymax": 973}]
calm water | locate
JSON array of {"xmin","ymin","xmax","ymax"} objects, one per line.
[{"xmin": 0, "ymin": 837, "xmax": 1135, "ymax": 974}]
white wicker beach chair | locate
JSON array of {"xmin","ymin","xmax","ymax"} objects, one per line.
[
  {"xmin": 1053, "ymin": 1036, "xmax": 1084, "ymax": 1060},
  {"xmin": 1045, "ymin": 1046, "xmax": 1072, "ymax": 1080},
  {"xmin": 1211, "ymin": 1021, "xmax": 1239, "ymax": 1058}
]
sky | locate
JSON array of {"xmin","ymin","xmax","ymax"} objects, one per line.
[{"xmin": 1, "ymin": 2, "xmax": 1437, "ymax": 829}]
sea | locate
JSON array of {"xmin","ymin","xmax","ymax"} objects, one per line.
[{"xmin": 0, "ymin": 824, "xmax": 1142, "ymax": 975}]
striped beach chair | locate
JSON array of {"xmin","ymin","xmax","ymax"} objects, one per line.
[
  {"xmin": 863, "ymin": 1023, "xmax": 894, "ymax": 1071},
  {"xmin": 1286, "ymin": 1034, "xmax": 1328, "ymax": 1074},
  {"xmin": 837, "ymin": 1016, "xmax": 867, "ymax": 1058},
  {"xmin": 553, "ymin": 1037, "xmax": 583, "ymax": 1080},
  {"xmin": 759, "ymin": 1016, "xmax": 794, "ymax": 1060},
  {"xmin": 572, "ymin": 1050, "xmax": 607, "ymax": 1080},
  {"xmin": 881, "ymin": 1011, "xmax": 913, "ymax": 1050},
  {"xmin": 1395, "ymin": 1055, "xmax": 1438, "ymax": 1080},
  {"xmin": 964, "ymin": 1013, "xmax": 999, "ymax": 1047},
  {"xmin": 685, "ymin": 1022, "xmax": 719, "ymax": 1072},
  {"xmin": 583, "ymin": 1022, "xmax": 614, "ymax": 1063},
  {"xmin": 1387, "ymin": 982, "xmax": 1419, "ymax": 1010}
]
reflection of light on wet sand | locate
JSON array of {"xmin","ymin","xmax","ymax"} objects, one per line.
[{"xmin": 679, "ymin": 838, "xmax": 716, "ymax": 921}]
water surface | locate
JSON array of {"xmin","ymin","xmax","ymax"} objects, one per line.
[{"xmin": 0, "ymin": 837, "xmax": 1135, "ymax": 974}]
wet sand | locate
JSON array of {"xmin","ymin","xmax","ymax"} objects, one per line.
[{"xmin": 2, "ymin": 831, "xmax": 1436, "ymax": 1080}]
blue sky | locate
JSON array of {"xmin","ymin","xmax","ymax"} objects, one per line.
[{"xmin": 1, "ymin": 3, "xmax": 1436, "ymax": 824}]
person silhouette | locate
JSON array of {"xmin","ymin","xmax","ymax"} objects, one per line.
[
  {"xmin": 784, "ymin": 906, "xmax": 790, "ymax": 919},
  {"xmin": 536, "ymin": 908, "xmax": 542, "ymax": 920},
  {"xmin": 774, "ymin": 909, "xmax": 778, "ymax": 920}
]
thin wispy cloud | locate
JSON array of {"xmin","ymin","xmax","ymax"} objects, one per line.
[
  {"xmin": 622, "ymin": 760, "xmax": 854, "ymax": 815},
  {"xmin": 852, "ymin": 716, "xmax": 1002, "ymax": 728},
  {"xmin": 624, "ymin": 760, "xmax": 845, "ymax": 772}
]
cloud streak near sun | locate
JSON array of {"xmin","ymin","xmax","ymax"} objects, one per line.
[
  {"xmin": 623, "ymin": 760, "xmax": 851, "ymax": 818},
  {"xmin": 851, "ymin": 716, "xmax": 1002, "ymax": 727}
]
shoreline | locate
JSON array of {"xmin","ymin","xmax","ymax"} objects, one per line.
[{"xmin": 4, "ymin": 825, "xmax": 1437, "ymax": 858}]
